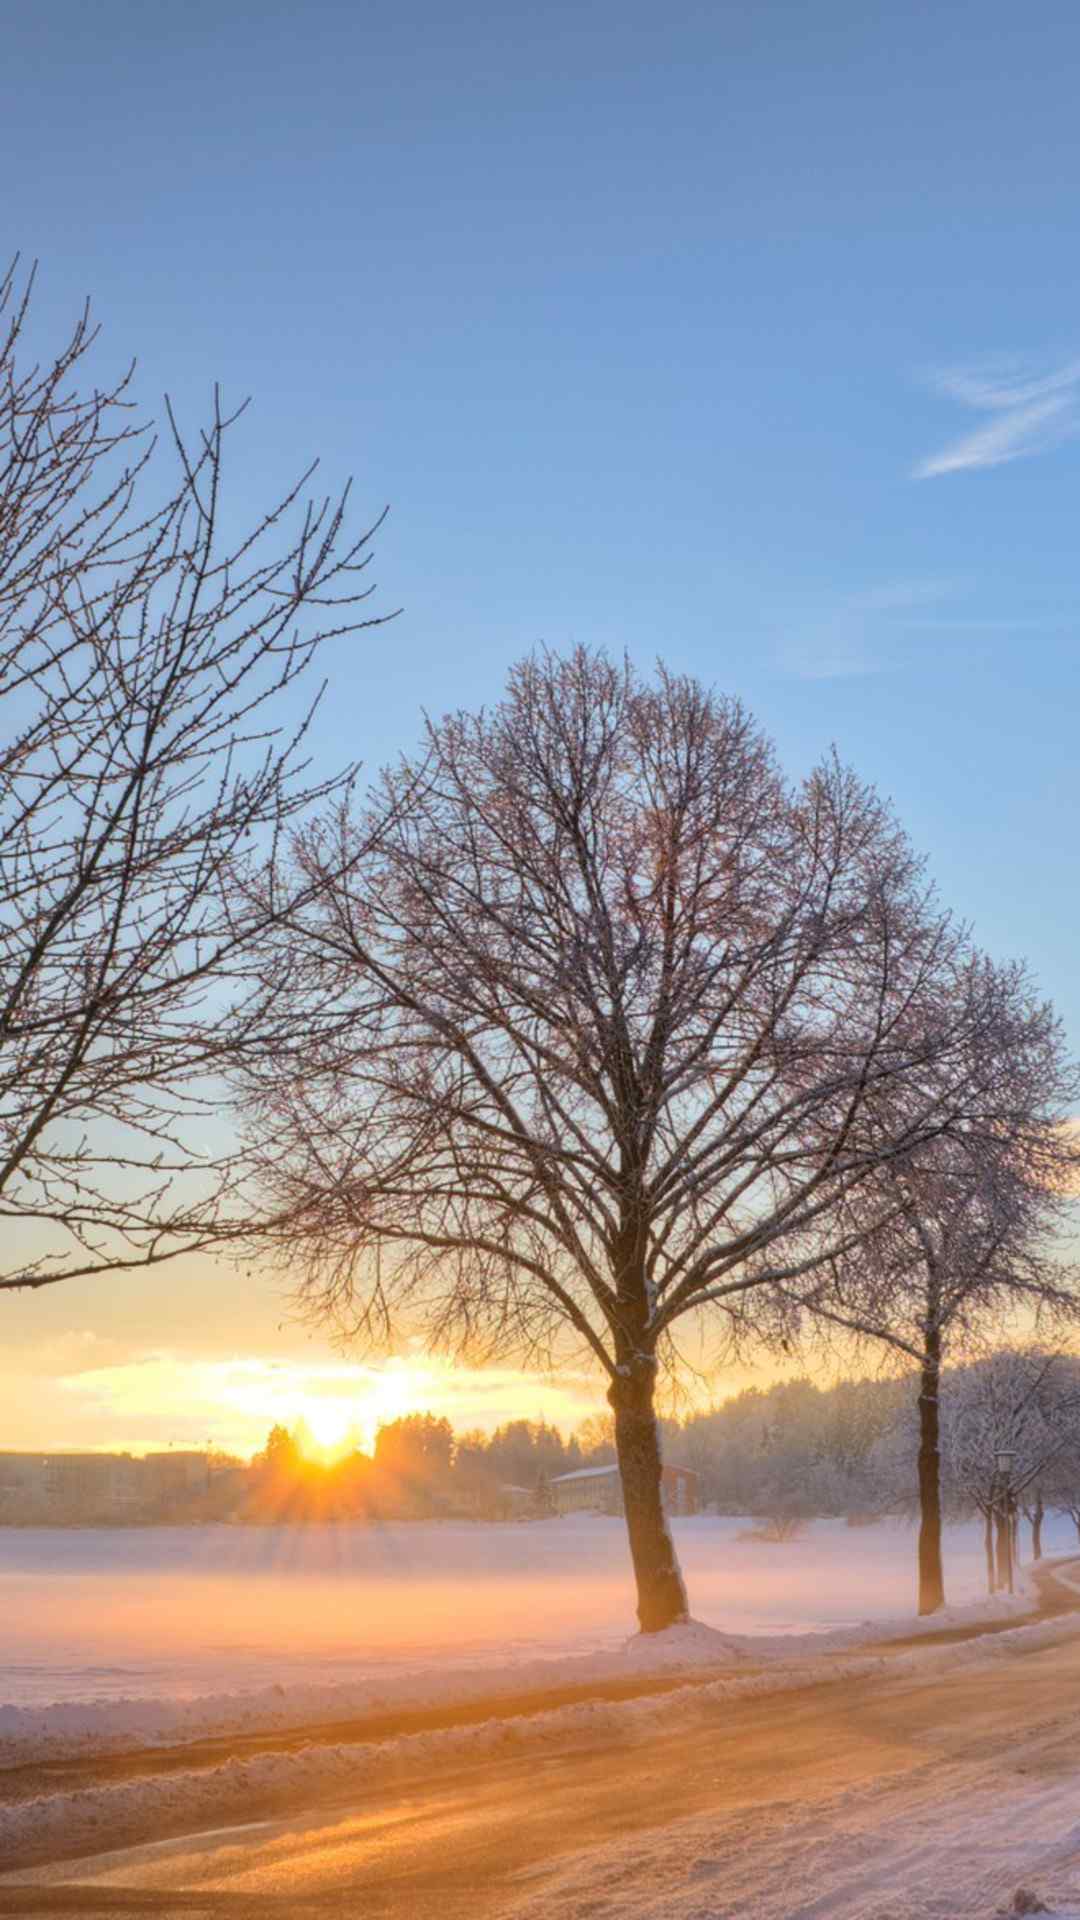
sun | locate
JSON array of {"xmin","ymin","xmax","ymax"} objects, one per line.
[
  {"xmin": 299, "ymin": 1401, "xmax": 358, "ymax": 1460},
  {"xmin": 290, "ymin": 1365, "xmax": 430, "ymax": 1461}
]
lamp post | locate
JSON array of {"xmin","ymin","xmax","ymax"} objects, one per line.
[{"xmin": 995, "ymin": 1447, "xmax": 1016, "ymax": 1594}]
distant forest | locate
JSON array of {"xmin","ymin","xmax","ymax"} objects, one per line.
[
  {"xmin": 9, "ymin": 1353, "xmax": 1076, "ymax": 1530},
  {"xmin": 205, "ymin": 1372, "xmax": 912, "ymax": 1524},
  {"xmin": 233, "ymin": 1353, "xmax": 1080, "ymax": 1533}
]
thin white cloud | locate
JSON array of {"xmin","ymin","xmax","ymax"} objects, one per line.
[
  {"xmin": 775, "ymin": 577, "xmax": 963, "ymax": 678},
  {"xmin": 915, "ymin": 356, "xmax": 1080, "ymax": 479},
  {"xmin": 844, "ymin": 578, "xmax": 965, "ymax": 615}
]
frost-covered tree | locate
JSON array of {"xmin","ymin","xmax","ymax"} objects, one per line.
[
  {"xmin": 238, "ymin": 648, "xmax": 1032, "ymax": 1632},
  {"xmin": 0, "ymin": 260, "xmax": 385, "ymax": 1292},
  {"xmin": 941, "ymin": 1349, "xmax": 1080, "ymax": 1590},
  {"xmin": 788, "ymin": 985, "xmax": 1080, "ymax": 1615},
  {"xmin": 1039, "ymin": 1372, "xmax": 1080, "ymax": 1547}
]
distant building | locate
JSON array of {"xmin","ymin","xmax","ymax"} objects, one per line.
[
  {"xmin": 0, "ymin": 1448, "xmax": 229, "ymax": 1523},
  {"xmin": 550, "ymin": 1463, "xmax": 698, "ymax": 1517},
  {"xmin": 0, "ymin": 1451, "xmax": 139, "ymax": 1520},
  {"xmin": 0, "ymin": 1452, "xmax": 48, "ymax": 1516},
  {"xmin": 207, "ymin": 1464, "xmax": 248, "ymax": 1501},
  {"xmin": 141, "ymin": 1451, "xmax": 211, "ymax": 1505},
  {"xmin": 43, "ymin": 1452, "xmax": 139, "ymax": 1517}
]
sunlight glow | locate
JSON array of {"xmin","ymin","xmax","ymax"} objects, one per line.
[
  {"xmin": 292, "ymin": 1368, "xmax": 426, "ymax": 1458},
  {"xmin": 37, "ymin": 1348, "xmax": 609, "ymax": 1458},
  {"xmin": 296, "ymin": 1402, "xmax": 359, "ymax": 1460}
]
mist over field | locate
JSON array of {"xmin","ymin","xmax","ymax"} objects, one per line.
[{"xmin": 2, "ymin": 1513, "xmax": 1070, "ymax": 1711}]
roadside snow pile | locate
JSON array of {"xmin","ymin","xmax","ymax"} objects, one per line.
[
  {"xmin": 3, "ymin": 1606, "xmax": 1079, "ymax": 1871},
  {"xmin": 0, "ymin": 1643, "xmax": 703, "ymax": 1764},
  {"xmin": 624, "ymin": 1582, "xmax": 1037, "ymax": 1669},
  {"xmin": 624, "ymin": 1620, "xmax": 755, "ymax": 1666}
]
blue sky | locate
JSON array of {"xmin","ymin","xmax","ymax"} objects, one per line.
[{"xmin": 5, "ymin": 0, "xmax": 1080, "ymax": 1445}]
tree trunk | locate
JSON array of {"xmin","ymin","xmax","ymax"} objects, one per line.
[
  {"xmin": 916, "ymin": 1337, "xmax": 945, "ymax": 1615},
  {"xmin": 609, "ymin": 1362, "xmax": 689, "ymax": 1633},
  {"xmin": 984, "ymin": 1505, "xmax": 995, "ymax": 1594},
  {"xmin": 995, "ymin": 1498, "xmax": 1012, "ymax": 1592},
  {"xmin": 1030, "ymin": 1493, "xmax": 1044, "ymax": 1562}
]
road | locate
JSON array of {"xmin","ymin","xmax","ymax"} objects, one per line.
[{"xmin": 4, "ymin": 1591, "xmax": 1080, "ymax": 1919}]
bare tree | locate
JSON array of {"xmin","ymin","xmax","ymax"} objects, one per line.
[
  {"xmin": 1030, "ymin": 1355, "xmax": 1080, "ymax": 1555},
  {"xmin": 239, "ymin": 647, "xmax": 1028, "ymax": 1632},
  {"xmin": 942, "ymin": 1348, "xmax": 1080, "ymax": 1593},
  {"xmin": 790, "ymin": 994, "xmax": 1080, "ymax": 1616},
  {"xmin": 1048, "ymin": 1481, "xmax": 1080, "ymax": 1550},
  {"xmin": 0, "ymin": 260, "xmax": 387, "ymax": 1292}
]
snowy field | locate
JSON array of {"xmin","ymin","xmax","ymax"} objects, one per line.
[{"xmin": 1, "ymin": 1510, "xmax": 1073, "ymax": 1716}]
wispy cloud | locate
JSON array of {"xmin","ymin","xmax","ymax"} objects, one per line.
[
  {"xmin": 775, "ymin": 577, "xmax": 964, "ymax": 678},
  {"xmin": 915, "ymin": 356, "xmax": 1080, "ymax": 479}
]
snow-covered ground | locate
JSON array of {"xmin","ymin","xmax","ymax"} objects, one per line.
[
  {"xmin": 0, "ymin": 1512, "xmax": 1073, "ymax": 1764},
  {"xmin": 2, "ymin": 1519, "xmax": 1079, "ymax": 1880},
  {"xmin": 5, "ymin": 1607, "xmax": 1080, "ymax": 1879},
  {"xmin": 2, "ymin": 1511, "xmax": 1072, "ymax": 1708}
]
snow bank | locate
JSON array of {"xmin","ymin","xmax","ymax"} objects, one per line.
[
  {"xmin": 624, "ymin": 1619, "xmax": 756, "ymax": 1666},
  {"xmin": 624, "ymin": 1581, "xmax": 1035, "ymax": 1667},
  {"xmin": 3, "ymin": 1605, "xmax": 1078, "ymax": 1870}
]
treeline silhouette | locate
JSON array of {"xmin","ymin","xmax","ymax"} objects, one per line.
[
  {"xmin": 240, "ymin": 1414, "xmax": 597, "ymax": 1521},
  {"xmin": 237, "ymin": 1377, "xmax": 911, "ymax": 1523}
]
